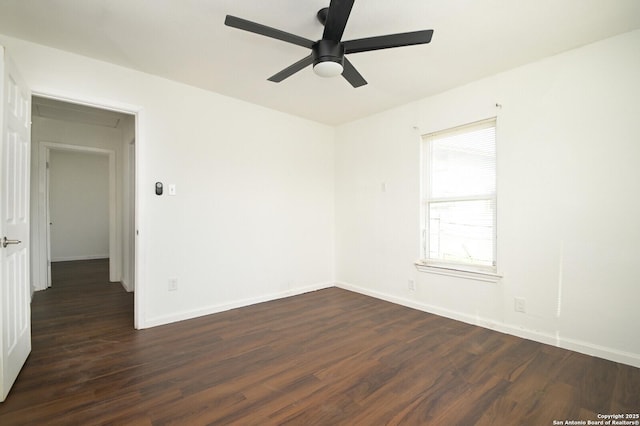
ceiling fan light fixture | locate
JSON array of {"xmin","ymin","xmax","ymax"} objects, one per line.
[
  {"xmin": 313, "ymin": 60, "xmax": 343, "ymax": 78},
  {"xmin": 312, "ymin": 39, "xmax": 345, "ymax": 78}
]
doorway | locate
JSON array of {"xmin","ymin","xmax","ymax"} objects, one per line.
[{"xmin": 30, "ymin": 96, "xmax": 136, "ymax": 300}]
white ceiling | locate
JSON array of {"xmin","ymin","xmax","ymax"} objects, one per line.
[{"xmin": 2, "ymin": 0, "xmax": 639, "ymax": 125}]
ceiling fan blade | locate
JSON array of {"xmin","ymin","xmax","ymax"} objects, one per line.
[
  {"xmin": 268, "ymin": 54, "xmax": 315, "ymax": 82},
  {"xmin": 342, "ymin": 57, "xmax": 367, "ymax": 88},
  {"xmin": 225, "ymin": 15, "xmax": 314, "ymax": 49},
  {"xmin": 343, "ymin": 30, "xmax": 434, "ymax": 54},
  {"xmin": 322, "ymin": 0, "xmax": 355, "ymax": 42}
]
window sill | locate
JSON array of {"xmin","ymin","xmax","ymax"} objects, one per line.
[{"xmin": 414, "ymin": 262, "xmax": 502, "ymax": 283}]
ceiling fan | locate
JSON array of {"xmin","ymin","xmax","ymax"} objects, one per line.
[{"xmin": 224, "ymin": 0, "xmax": 434, "ymax": 88}]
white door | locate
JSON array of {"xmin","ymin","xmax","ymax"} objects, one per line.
[{"xmin": 0, "ymin": 47, "xmax": 31, "ymax": 402}]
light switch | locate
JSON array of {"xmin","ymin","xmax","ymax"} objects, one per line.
[{"xmin": 168, "ymin": 184, "xmax": 176, "ymax": 196}]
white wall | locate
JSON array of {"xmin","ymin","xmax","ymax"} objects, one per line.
[
  {"xmin": 0, "ymin": 33, "xmax": 335, "ymax": 328},
  {"xmin": 3, "ymin": 28, "xmax": 638, "ymax": 367},
  {"xmin": 335, "ymin": 29, "xmax": 640, "ymax": 367},
  {"xmin": 49, "ymin": 150, "xmax": 109, "ymax": 261}
]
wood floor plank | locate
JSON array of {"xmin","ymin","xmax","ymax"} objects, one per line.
[{"xmin": 0, "ymin": 259, "xmax": 638, "ymax": 425}]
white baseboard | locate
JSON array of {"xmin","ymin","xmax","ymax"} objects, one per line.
[
  {"xmin": 120, "ymin": 278, "xmax": 134, "ymax": 293},
  {"xmin": 335, "ymin": 281, "xmax": 640, "ymax": 369},
  {"xmin": 143, "ymin": 281, "xmax": 334, "ymax": 329},
  {"xmin": 51, "ymin": 255, "xmax": 109, "ymax": 262}
]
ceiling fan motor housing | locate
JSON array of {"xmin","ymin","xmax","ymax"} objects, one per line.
[{"xmin": 313, "ymin": 39, "xmax": 344, "ymax": 68}]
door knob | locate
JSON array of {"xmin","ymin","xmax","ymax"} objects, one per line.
[{"xmin": 2, "ymin": 237, "xmax": 21, "ymax": 248}]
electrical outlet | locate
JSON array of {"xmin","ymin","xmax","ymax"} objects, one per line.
[
  {"xmin": 408, "ymin": 279, "xmax": 416, "ymax": 292},
  {"xmin": 168, "ymin": 278, "xmax": 178, "ymax": 291},
  {"xmin": 514, "ymin": 297, "xmax": 526, "ymax": 313}
]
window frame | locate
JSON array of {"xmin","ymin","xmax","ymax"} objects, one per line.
[{"xmin": 418, "ymin": 118, "xmax": 500, "ymax": 280}]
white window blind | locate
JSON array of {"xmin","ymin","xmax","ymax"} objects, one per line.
[{"xmin": 422, "ymin": 119, "xmax": 497, "ymax": 271}]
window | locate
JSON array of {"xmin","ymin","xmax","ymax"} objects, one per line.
[{"xmin": 420, "ymin": 118, "xmax": 497, "ymax": 276}]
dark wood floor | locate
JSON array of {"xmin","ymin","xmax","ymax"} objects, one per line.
[{"xmin": 0, "ymin": 260, "xmax": 638, "ymax": 425}]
